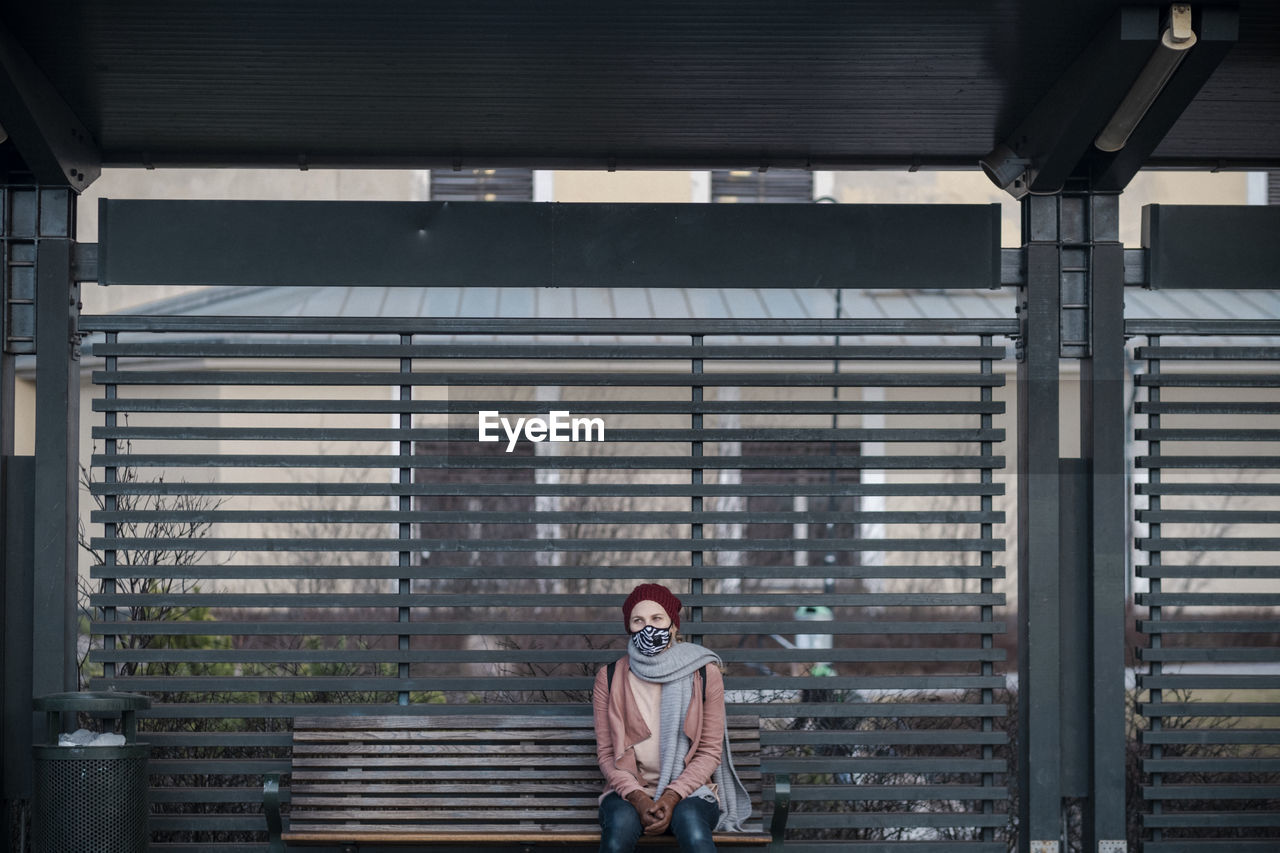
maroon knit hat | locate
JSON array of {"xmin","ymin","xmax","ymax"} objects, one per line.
[{"xmin": 622, "ymin": 583, "xmax": 682, "ymax": 631}]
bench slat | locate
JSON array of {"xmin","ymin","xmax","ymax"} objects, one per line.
[
  {"xmin": 291, "ymin": 793, "xmax": 766, "ymax": 805},
  {"xmin": 291, "ymin": 758, "xmax": 760, "ymax": 771},
  {"xmin": 291, "ymin": 792, "xmax": 762, "ymax": 801},
  {"xmin": 293, "ymin": 729, "xmax": 760, "ymax": 742},
  {"xmin": 291, "ymin": 770, "xmax": 611, "ymax": 781},
  {"xmin": 293, "ymin": 730, "xmax": 597, "ymax": 743},
  {"xmin": 291, "ymin": 798, "xmax": 765, "ymax": 811},
  {"xmin": 293, "ymin": 715, "xmax": 761, "ymax": 730},
  {"xmin": 295, "ymin": 715, "xmax": 593, "ymax": 729},
  {"xmin": 292, "ymin": 756, "xmax": 608, "ymax": 767},
  {"xmin": 292, "ymin": 748, "xmax": 761, "ymax": 760},
  {"xmin": 294, "ymin": 771, "xmax": 762, "ymax": 783},
  {"xmin": 291, "ymin": 769, "xmax": 764, "ymax": 784},
  {"xmin": 283, "ymin": 830, "xmax": 772, "ymax": 845},
  {"xmin": 293, "ymin": 742, "xmax": 600, "ymax": 755},
  {"xmin": 291, "ymin": 782, "xmax": 604, "ymax": 794},
  {"xmin": 291, "ymin": 798, "xmax": 763, "ymax": 812},
  {"xmin": 293, "ymin": 738, "xmax": 761, "ymax": 749},
  {"xmin": 291, "ymin": 808, "xmax": 608, "ymax": 820}
]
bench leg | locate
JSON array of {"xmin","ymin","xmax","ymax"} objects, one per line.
[
  {"xmin": 263, "ymin": 772, "xmax": 285, "ymax": 853},
  {"xmin": 769, "ymin": 774, "xmax": 790, "ymax": 853}
]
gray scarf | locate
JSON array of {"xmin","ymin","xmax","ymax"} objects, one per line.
[{"xmin": 627, "ymin": 641, "xmax": 753, "ymax": 831}]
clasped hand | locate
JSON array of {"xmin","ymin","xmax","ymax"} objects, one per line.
[{"xmin": 626, "ymin": 789, "xmax": 682, "ymax": 835}]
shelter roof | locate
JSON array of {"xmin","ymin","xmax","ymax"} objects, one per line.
[{"xmin": 3, "ymin": 1, "xmax": 1278, "ymax": 173}]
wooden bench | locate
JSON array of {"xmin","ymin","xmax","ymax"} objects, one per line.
[{"xmin": 264, "ymin": 714, "xmax": 788, "ymax": 850}]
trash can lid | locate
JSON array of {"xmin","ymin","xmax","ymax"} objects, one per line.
[{"xmin": 33, "ymin": 692, "xmax": 151, "ymax": 713}]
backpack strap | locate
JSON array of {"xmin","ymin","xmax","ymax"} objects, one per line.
[{"xmin": 607, "ymin": 661, "xmax": 708, "ymax": 702}]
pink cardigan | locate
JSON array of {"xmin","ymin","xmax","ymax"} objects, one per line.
[{"xmin": 592, "ymin": 656, "xmax": 726, "ymax": 800}]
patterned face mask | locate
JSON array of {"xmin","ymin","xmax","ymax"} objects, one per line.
[{"xmin": 630, "ymin": 625, "xmax": 672, "ymax": 656}]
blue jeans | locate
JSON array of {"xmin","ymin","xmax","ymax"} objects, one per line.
[{"xmin": 599, "ymin": 791, "xmax": 720, "ymax": 853}]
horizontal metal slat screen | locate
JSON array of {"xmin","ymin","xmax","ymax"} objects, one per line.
[
  {"xmin": 1130, "ymin": 320, "xmax": 1280, "ymax": 850},
  {"xmin": 83, "ymin": 315, "xmax": 1011, "ymax": 849}
]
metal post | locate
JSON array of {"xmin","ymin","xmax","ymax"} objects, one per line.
[
  {"xmin": 2, "ymin": 456, "xmax": 36, "ymax": 852},
  {"xmin": 1020, "ymin": 186, "xmax": 1128, "ymax": 853},
  {"xmin": 32, "ymin": 218, "xmax": 79, "ymax": 699},
  {"xmin": 4, "ymin": 185, "xmax": 77, "ymax": 849},
  {"xmin": 398, "ymin": 333, "xmax": 412, "ymax": 705},
  {"xmin": 1143, "ymin": 339, "xmax": 1165, "ymax": 849},
  {"xmin": 1018, "ymin": 192, "xmax": 1063, "ymax": 853},
  {"xmin": 1081, "ymin": 192, "xmax": 1127, "ymax": 852},
  {"xmin": 689, "ymin": 334, "xmax": 703, "ymax": 642},
  {"xmin": 980, "ymin": 334, "xmax": 998, "ymax": 845},
  {"xmin": 0, "ymin": 183, "xmax": 38, "ymax": 853},
  {"xmin": 101, "ymin": 332, "xmax": 117, "ymax": 681},
  {"xmin": 1, "ymin": 334, "xmax": 13, "ymax": 458}
]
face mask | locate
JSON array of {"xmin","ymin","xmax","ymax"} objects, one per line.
[{"xmin": 630, "ymin": 625, "xmax": 672, "ymax": 656}]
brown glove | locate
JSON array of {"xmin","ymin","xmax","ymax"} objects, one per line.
[
  {"xmin": 625, "ymin": 789, "xmax": 654, "ymax": 817},
  {"xmin": 643, "ymin": 789, "xmax": 682, "ymax": 835}
]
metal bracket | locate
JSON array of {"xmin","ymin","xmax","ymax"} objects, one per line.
[
  {"xmin": 1020, "ymin": 192, "xmax": 1124, "ymax": 361},
  {"xmin": 2, "ymin": 188, "xmax": 75, "ymax": 356},
  {"xmin": 1, "ymin": 242, "xmax": 34, "ymax": 355},
  {"xmin": 72, "ymin": 243, "xmax": 98, "ymax": 283},
  {"xmin": 1031, "ymin": 842, "xmax": 1060, "ymax": 853},
  {"xmin": 769, "ymin": 773, "xmax": 791, "ymax": 853},
  {"xmin": 999, "ymin": 246, "xmax": 1146, "ymax": 288},
  {"xmin": 0, "ymin": 22, "xmax": 101, "ymax": 190},
  {"xmin": 263, "ymin": 772, "xmax": 284, "ymax": 853},
  {"xmin": 1012, "ymin": 291, "xmax": 1027, "ymax": 363},
  {"xmin": 1098, "ymin": 842, "xmax": 1126, "ymax": 853}
]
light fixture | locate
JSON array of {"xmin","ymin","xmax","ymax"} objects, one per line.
[
  {"xmin": 978, "ymin": 142, "xmax": 1032, "ymax": 192},
  {"xmin": 1094, "ymin": 4, "xmax": 1197, "ymax": 152}
]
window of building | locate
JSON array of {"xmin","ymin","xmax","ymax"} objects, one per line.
[
  {"xmin": 430, "ymin": 168, "xmax": 535, "ymax": 201},
  {"xmin": 711, "ymin": 169, "xmax": 814, "ymax": 203}
]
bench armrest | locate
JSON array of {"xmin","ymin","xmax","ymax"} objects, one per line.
[
  {"xmin": 769, "ymin": 774, "xmax": 791, "ymax": 852},
  {"xmin": 264, "ymin": 772, "xmax": 284, "ymax": 853}
]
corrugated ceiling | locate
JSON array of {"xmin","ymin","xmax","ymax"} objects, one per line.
[{"xmin": 1, "ymin": 0, "xmax": 1277, "ymax": 171}]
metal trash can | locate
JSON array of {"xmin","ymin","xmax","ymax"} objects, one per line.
[{"xmin": 32, "ymin": 691, "xmax": 151, "ymax": 853}]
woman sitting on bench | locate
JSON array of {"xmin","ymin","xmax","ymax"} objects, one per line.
[{"xmin": 592, "ymin": 583, "xmax": 752, "ymax": 853}]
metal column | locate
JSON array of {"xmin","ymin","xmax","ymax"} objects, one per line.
[
  {"xmin": 1, "ymin": 457, "xmax": 35, "ymax": 853},
  {"xmin": 31, "ymin": 198, "xmax": 79, "ymax": 698},
  {"xmin": 1019, "ymin": 192, "xmax": 1063, "ymax": 853},
  {"xmin": 1081, "ymin": 193, "xmax": 1127, "ymax": 853},
  {"xmin": 1018, "ymin": 187, "xmax": 1128, "ymax": 853},
  {"xmin": 2, "ymin": 185, "xmax": 78, "ymax": 852}
]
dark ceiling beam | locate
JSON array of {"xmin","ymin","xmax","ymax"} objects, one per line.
[
  {"xmin": 0, "ymin": 23, "xmax": 100, "ymax": 191},
  {"xmin": 1086, "ymin": 7, "xmax": 1239, "ymax": 191},
  {"xmin": 982, "ymin": 7, "xmax": 1162, "ymax": 197}
]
